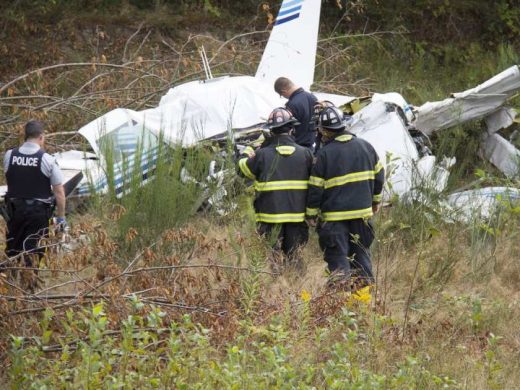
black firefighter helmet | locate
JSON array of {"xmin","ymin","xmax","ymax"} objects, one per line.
[
  {"xmin": 318, "ymin": 106, "xmax": 346, "ymax": 132},
  {"xmin": 265, "ymin": 107, "xmax": 300, "ymax": 133}
]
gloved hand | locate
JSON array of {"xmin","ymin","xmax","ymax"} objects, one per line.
[
  {"xmin": 241, "ymin": 146, "xmax": 255, "ymax": 158},
  {"xmin": 55, "ymin": 216, "xmax": 68, "ymax": 232}
]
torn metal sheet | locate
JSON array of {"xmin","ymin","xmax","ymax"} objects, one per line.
[
  {"xmin": 447, "ymin": 187, "xmax": 520, "ymax": 222},
  {"xmin": 347, "ymin": 100, "xmax": 450, "ymax": 199},
  {"xmin": 415, "ymin": 65, "xmax": 520, "ymax": 135},
  {"xmin": 348, "ymin": 100, "xmax": 418, "ymax": 198},
  {"xmin": 484, "ymin": 107, "xmax": 517, "ymax": 134},
  {"xmin": 453, "ymin": 65, "xmax": 520, "ymax": 98},
  {"xmin": 481, "ymin": 133, "xmax": 520, "ymax": 178}
]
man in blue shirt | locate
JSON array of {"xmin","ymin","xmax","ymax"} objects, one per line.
[{"xmin": 274, "ymin": 77, "xmax": 318, "ymax": 149}]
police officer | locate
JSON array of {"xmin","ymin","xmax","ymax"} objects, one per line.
[
  {"xmin": 274, "ymin": 77, "xmax": 318, "ymax": 149},
  {"xmin": 4, "ymin": 120, "xmax": 66, "ymax": 267},
  {"xmin": 238, "ymin": 108, "xmax": 313, "ymax": 268},
  {"xmin": 306, "ymin": 106, "xmax": 384, "ymax": 288}
]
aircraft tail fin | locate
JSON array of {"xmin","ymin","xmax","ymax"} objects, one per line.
[{"xmin": 255, "ymin": 0, "xmax": 321, "ymax": 90}]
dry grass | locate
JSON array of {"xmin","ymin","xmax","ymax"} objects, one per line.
[{"xmin": 1, "ymin": 200, "xmax": 519, "ymax": 387}]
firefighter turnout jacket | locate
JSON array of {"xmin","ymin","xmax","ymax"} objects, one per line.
[
  {"xmin": 306, "ymin": 133, "xmax": 384, "ymax": 221},
  {"xmin": 238, "ymin": 134, "xmax": 313, "ymax": 223}
]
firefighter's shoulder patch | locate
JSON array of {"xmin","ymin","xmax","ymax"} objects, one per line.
[{"xmin": 275, "ymin": 145, "xmax": 296, "ymax": 155}]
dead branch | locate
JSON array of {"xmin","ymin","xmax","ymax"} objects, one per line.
[
  {"xmin": 5, "ymin": 288, "xmax": 226, "ymax": 316},
  {"xmin": 0, "ymin": 240, "xmax": 67, "ymax": 267},
  {"xmin": 160, "ymin": 38, "xmax": 181, "ymax": 56},
  {"xmin": 124, "ymin": 264, "xmax": 275, "ymax": 276},
  {"xmin": 132, "ymin": 29, "xmax": 152, "ymax": 60},
  {"xmin": 1, "ymin": 293, "xmax": 107, "ymax": 301},
  {"xmin": 43, "ymin": 131, "xmax": 79, "ymax": 138},
  {"xmin": 70, "ymin": 71, "xmax": 114, "ymax": 98},
  {"xmin": 41, "ymin": 327, "xmax": 173, "ymax": 353},
  {"xmin": 317, "ymin": 30, "xmax": 404, "ymax": 44},
  {"xmin": 0, "ymin": 95, "xmax": 59, "ymax": 101},
  {"xmin": 122, "ymin": 22, "xmax": 144, "ymax": 62},
  {"xmin": 0, "ymin": 62, "xmax": 168, "ymax": 95},
  {"xmin": 208, "ymin": 30, "xmax": 270, "ymax": 64}
]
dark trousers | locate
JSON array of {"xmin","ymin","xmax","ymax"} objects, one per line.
[
  {"xmin": 257, "ymin": 222, "xmax": 309, "ymax": 263},
  {"xmin": 317, "ymin": 219, "xmax": 375, "ymax": 281},
  {"xmin": 5, "ymin": 201, "xmax": 51, "ymax": 266}
]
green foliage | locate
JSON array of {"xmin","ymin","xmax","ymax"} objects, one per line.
[
  {"xmin": 8, "ymin": 301, "xmax": 463, "ymax": 388},
  {"xmin": 324, "ymin": 0, "xmax": 519, "ymax": 47},
  {"xmin": 117, "ymin": 145, "xmax": 207, "ymax": 244},
  {"xmin": 92, "ymin": 131, "xmax": 219, "ymax": 250},
  {"xmin": 239, "ymin": 240, "xmax": 266, "ymax": 316}
]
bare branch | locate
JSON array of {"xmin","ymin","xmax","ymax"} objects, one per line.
[
  {"xmin": 132, "ymin": 29, "xmax": 152, "ymax": 60},
  {"xmin": 208, "ymin": 30, "xmax": 270, "ymax": 64},
  {"xmin": 122, "ymin": 22, "xmax": 144, "ymax": 62},
  {"xmin": 0, "ymin": 62, "xmax": 168, "ymax": 95}
]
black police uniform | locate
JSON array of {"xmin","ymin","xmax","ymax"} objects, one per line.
[
  {"xmin": 306, "ymin": 132, "xmax": 385, "ymax": 281},
  {"xmin": 286, "ymin": 88, "xmax": 318, "ymax": 148},
  {"xmin": 5, "ymin": 148, "xmax": 53, "ymax": 265},
  {"xmin": 238, "ymin": 134, "xmax": 313, "ymax": 264}
]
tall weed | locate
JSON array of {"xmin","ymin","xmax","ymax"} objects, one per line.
[{"xmin": 91, "ymin": 126, "xmax": 217, "ymax": 251}]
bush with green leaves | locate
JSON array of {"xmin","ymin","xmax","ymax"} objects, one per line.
[{"xmin": 8, "ymin": 301, "xmax": 461, "ymax": 389}]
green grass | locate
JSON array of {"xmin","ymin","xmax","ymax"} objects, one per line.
[{"xmin": 89, "ymin": 128, "xmax": 226, "ymax": 254}]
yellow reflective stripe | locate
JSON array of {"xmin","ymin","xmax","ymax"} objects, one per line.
[
  {"xmin": 373, "ymin": 193, "xmax": 382, "ymax": 202},
  {"xmin": 335, "ymin": 134, "xmax": 353, "ymax": 142},
  {"xmin": 375, "ymin": 161, "xmax": 384, "ymax": 173},
  {"xmin": 276, "ymin": 145, "xmax": 295, "ymax": 155},
  {"xmin": 322, "ymin": 208, "xmax": 373, "ymax": 221},
  {"xmin": 306, "ymin": 207, "xmax": 319, "ymax": 216},
  {"xmin": 309, "ymin": 176, "xmax": 324, "ymax": 187},
  {"xmin": 255, "ymin": 213, "xmax": 305, "ymax": 223},
  {"xmin": 254, "ymin": 180, "xmax": 308, "ymax": 191},
  {"xmin": 243, "ymin": 146, "xmax": 254, "ymax": 156},
  {"xmin": 324, "ymin": 171, "xmax": 375, "ymax": 189},
  {"xmin": 238, "ymin": 158, "xmax": 255, "ymax": 180}
]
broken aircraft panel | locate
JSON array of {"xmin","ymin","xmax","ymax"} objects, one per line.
[{"xmin": 415, "ymin": 65, "xmax": 520, "ymax": 179}]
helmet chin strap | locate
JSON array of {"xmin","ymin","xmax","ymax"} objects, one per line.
[{"xmin": 271, "ymin": 126, "xmax": 294, "ymax": 135}]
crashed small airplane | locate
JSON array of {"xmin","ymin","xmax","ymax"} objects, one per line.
[{"xmin": 1, "ymin": 0, "xmax": 518, "ymax": 219}]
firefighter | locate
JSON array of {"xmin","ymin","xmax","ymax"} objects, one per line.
[
  {"xmin": 3, "ymin": 120, "xmax": 66, "ymax": 269},
  {"xmin": 238, "ymin": 108, "xmax": 313, "ymax": 268},
  {"xmin": 312, "ymin": 100, "xmax": 336, "ymax": 154},
  {"xmin": 306, "ymin": 106, "xmax": 384, "ymax": 288}
]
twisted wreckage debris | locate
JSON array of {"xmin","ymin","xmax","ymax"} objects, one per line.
[{"xmin": 1, "ymin": 0, "xmax": 519, "ymax": 221}]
